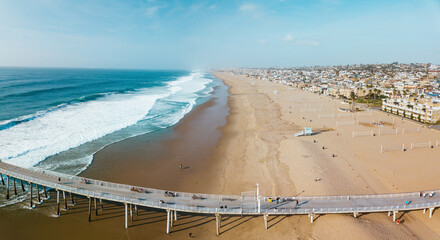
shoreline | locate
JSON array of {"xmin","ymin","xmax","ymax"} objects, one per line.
[
  {"xmin": 1, "ymin": 72, "xmax": 440, "ymax": 239},
  {"xmin": 0, "ymin": 75, "xmax": 232, "ymax": 239},
  {"xmin": 80, "ymin": 77, "xmax": 230, "ymax": 193}
]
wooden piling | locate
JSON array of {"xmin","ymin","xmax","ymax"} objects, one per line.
[
  {"xmin": 56, "ymin": 190, "xmax": 60, "ymax": 215},
  {"xmin": 30, "ymin": 182, "xmax": 33, "ymax": 208},
  {"xmin": 44, "ymin": 186, "xmax": 48, "ymax": 199},
  {"xmin": 100, "ymin": 198, "xmax": 103, "ymax": 210},
  {"xmin": 130, "ymin": 204, "xmax": 133, "ymax": 222},
  {"xmin": 135, "ymin": 205, "xmax": 138, "ymax": 216},
  {"xmin": 6, "ymin": 176, "xmax": 9, "ymax": 200},
  {"xmin": 70, "ymin": 192, "xmax": 75, "ymax": 205},
  {"xmin": 125, "ymin": 203, "xmax": 128, "ymax": 228},
  {"xmin": 36, "ymin": 185, "xmax": 41, "ymax": 203},
  {"xmin": 63, "ymin": 191, "xmax": 67, "ymax": 210},
  {"xmin": 174, "ymin": 210, "xmax": 177, "ymax": 221},
  {"xmin": 13, "ymin": 177, "xmax": 17, "ymax": 195},
  {"xmin": 263, "ymin": 214, "xmax": 268, "ymax": 229},
  {"xmin": 94, "ymin": 198, "xmax": 98, "ymax": 216},
  {"xmin": 166, "ymin": 209, "xmax": 171, "ymax": 234},
  {"xmin": 0, "ymin": 173, "xmax": 4, "ymax": 185},
  {"xmin": 20, "ymin": 180, "xmax": 25, "ymax": 191},
  {"xmin": 215, "ymin": 213, "xmax": 221, "ymax": 236},
  {"xmin": 88, "ymin": 197, "xmax": 92, "ymax": 222},
  {"xmin": 170, "ymin": 210, "xmax": 173, "ymax": 227}
]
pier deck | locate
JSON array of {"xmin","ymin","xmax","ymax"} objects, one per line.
[{"xmin": 1, "ymin": 161, "xmax": 439, "ymax": 233}]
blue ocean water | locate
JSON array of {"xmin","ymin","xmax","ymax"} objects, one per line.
[{"xmin": 0, "ymin": 68, "xmax": 217, "ymax": 175}]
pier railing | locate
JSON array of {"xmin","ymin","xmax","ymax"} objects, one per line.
[{"xmin": 1, "ymin": 162, "xmax": 440, "ymax": 216}]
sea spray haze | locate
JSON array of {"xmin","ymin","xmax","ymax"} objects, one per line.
[{"xmin": 0, "ymin": 68, "xmax": 217, "ymax": 175}]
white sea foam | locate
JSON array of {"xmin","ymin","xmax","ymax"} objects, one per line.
[{"xmin": 0, "ymin": 71, "xmax": 214, "ymax": 172}]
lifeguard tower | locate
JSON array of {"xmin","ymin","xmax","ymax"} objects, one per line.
[{"xmin": 294, "ymin": 127, "xmax": 312, "ymax": 137}]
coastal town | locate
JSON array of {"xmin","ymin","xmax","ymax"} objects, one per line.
[{"xmin": 228, "ymin": 63, "xmax": 440, "ymax": 124}]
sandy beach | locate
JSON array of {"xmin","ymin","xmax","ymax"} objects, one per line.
[
  {"xmin": 1, "ymin": 72, "xmax": 440, "ymax": 239},
  {"xmin": 209, "ymin": 72, "xmax": 440, "ymax": 239}
]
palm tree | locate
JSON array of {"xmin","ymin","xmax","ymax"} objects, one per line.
[{"xmin": 350, "ymin": 91, "xmax": 356, "ymax": 111}]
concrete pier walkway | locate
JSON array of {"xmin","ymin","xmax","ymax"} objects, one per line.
[{"xmin": 1, "ymin": 161, "xmax": 439, "ymax": 233}]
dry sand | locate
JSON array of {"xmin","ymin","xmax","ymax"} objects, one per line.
[
  {"xmin": 1, "ymin": 72, "xmax": 440, "ymax": 239},
  {"xmin": 210, "ymin": 72, "xmax": 440, "ymax": 239}
]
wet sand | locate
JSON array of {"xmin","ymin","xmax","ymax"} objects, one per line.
[{"xmin": 2, "ymin": 72, "xmax": 440, "ymax": 239}]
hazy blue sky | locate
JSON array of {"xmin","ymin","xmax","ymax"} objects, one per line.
[{"xmin": 0, "ymin": 0, "xmax": 439, "ymax": 69}]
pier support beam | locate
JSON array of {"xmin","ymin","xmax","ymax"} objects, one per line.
[
  {"xmin": 264, "ymin": 214, "xmax": 268, "ymax": 229},
  {"xmin": 353, "ymin": 212, "xmax": 358, "ymax": 218},
  {"xmin": 166, "ymin": 209, "xmax": 171, "ymax": 234},
  {"xmin": 29, "ymin": 182, "xmax": 33, "ymax": 208},
  {"xmin": 70, "ymin": 192, "xmax": 74, "ymax": 205},
  {"xmin": 393, "ymin": 211, "xmax": 398, "ymax": 222},
  {"xmin": 430, "ymin": 208, "xmax": 435, "ymax": 218},
  {"xmin": 88, "ymin": 197, "xmax": 92, "ymax": 222},
  {"xmin": 215, "ymin": 213, "xmax": 221, "ymax": 236},
  {"xmin": 125, "ymin": 203, "xmax": 128, "ymax": 229},
  {"xmin": 44, "ymin": 186, "xmax": 48, "ymax": 199},
  {"xmin": 56, "ymin": 190, "xmax": 60, "ymax": 215},
  {"xmin": 174, "ymin": 210, "xmax": 177, "ymax": 221},
  {"xmin": 309, "ymin": 213, "xmax": 315, "ymax": 223},
  {"xmin": 130, "ymin": 204, "xmax": 133, "ymax": 222},
  {"xmin": 424, "ymin": 208, "xmax": 427, "ymax": 214},
  {"xmin": 135, "ymin": 205, "xmax": 138, "ymax": 216},
  {"xmin": 20, "ymin": 180, "xmax": 25, "ymax": 192},
  {"xmin": 100, "ymin": 199, "xmax": 103, "ymax": 211},
  {"xmin": 63, "ymin": 191, "xmax": 68, "ymax": 210},
  {"xmin": 36, "ymin": 185, "xmax": 40, "ymax": 203},
  {"xmin": 388, "ymin": 211, "xmax": 391, "ymax": 217},
  {"xmin": 0, "ymin": 173, "xmax": 4, "ymax": 185},
  {"xmin": 13, "ymin": 177, "xmax": 17, "ymax": 195},
  {"xmin": 170, "ymin": 210, "xmax": 173, "ymax": 227},
  {"xmin": 6, "ymin": 176, "xmax": 9, "ymax": 200},
  {"xmin": 95, "ymin": 198, "xmax": 98, "ymax": 216}
]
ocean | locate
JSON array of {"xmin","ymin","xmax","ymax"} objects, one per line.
[{"xmin": 0, "ymin": 67, "xmax": 218, "ymax": 176}]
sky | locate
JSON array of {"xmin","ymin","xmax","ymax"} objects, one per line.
[{"xmin": 0, "ymin": 0, "xmax": 439, "ymax": 70}]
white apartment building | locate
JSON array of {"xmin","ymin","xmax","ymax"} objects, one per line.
[{"xmin": 382, "ymin": 98, "xmax": 440, "ymax": 124}]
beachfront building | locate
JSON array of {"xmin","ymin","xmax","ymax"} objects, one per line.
[{"xmin": 382, "ymin": 97, "xmax": 440, "ymax": 124}]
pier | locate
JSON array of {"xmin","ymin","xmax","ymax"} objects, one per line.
[{"xmin": 1, "ymin": 161, "xmax": 439, "ymax": 235}]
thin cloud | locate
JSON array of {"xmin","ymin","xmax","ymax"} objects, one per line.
[
  {"xmin": 145, "ymin": 5, "xmax": 165, "ymax": 18},
  {"xmin": 239, "ymin": 3, "xmax": 262, "ymax": 18},
  {"xmin": 257, "ymin": 39, "xmax": 266, "ymax": 45},
  {"xmin": 239, "ymin": 4, "xmax": 257, "ymax": 12},
  {"xmin": 283, "ymin": 34, "xmax": 319, "ymax": 46}
]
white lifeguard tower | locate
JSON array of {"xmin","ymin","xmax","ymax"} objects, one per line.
[{"xmin": 294, "ymin": 127, "xmax": 312, "ymax": 137}]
